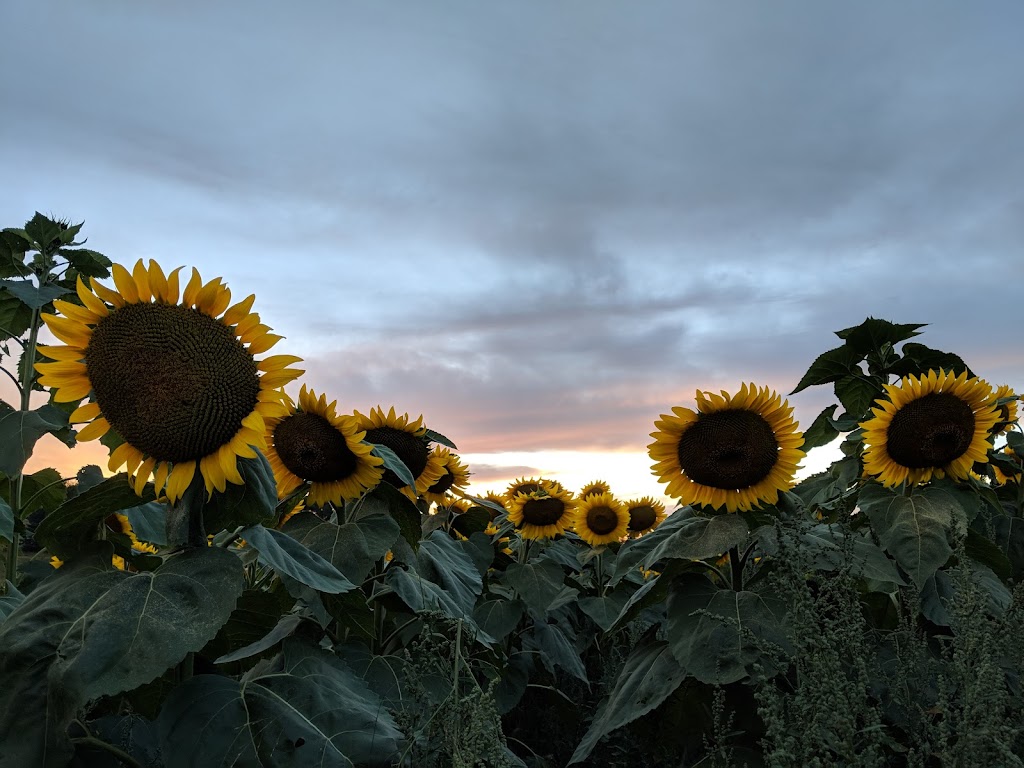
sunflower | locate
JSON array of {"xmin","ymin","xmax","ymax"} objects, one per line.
[
  {"xmin": 624, "ymin": 496, "xmax": 667, "ymax": 537},
  {"xmin": 354, "ymin": 406, "xmax": 445, "ymax": 497},
  {"xmin": 649, "ymin": 383, "xmax": 805, "ymax": 513},
  {"xmin": 422, "ymin": 447, "xmax": 471, "ymax": 504},
  {"xmin": 110, "ymin": 513, "xmax": 159, "ymax": 554},
  {"xmin": 264, "ymin": 385, "xmax": 383, "ymax": 507},
  {"xmin": 579, "ymin": 480, "xmax": 611, "ymax": 499},
  {"xmin": 504, "ymin": 476, "xmax": 562, "ymax": 504},
  {"xmin": 506, "ymin": 485, "xmax": 577, "ymax": 541},
  {"xmin": 35, "ymin": 260, "xmax": 301, "ymax": 502},
  {"xmin": 992, "ymin": 445, "xmax": 1022, "ymax": 486},
  {"xmin": 992, "ymin": 385, "xmax": 1019, "ymax": 435},
  {"xmin": 860, "ymin": 369, "xmax": 999, "ymax": 488},
  {"xmin": 573, "ymin": 492, "xmax": 629, "ymax": 546}
]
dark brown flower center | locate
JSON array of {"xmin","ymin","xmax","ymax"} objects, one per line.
[
  {"xmin": 627, "ymin": 505, "xmax": 657, "ymax": 532},
  {"xmin": 428, "ymin": 468, "xmax": 456, "ymax": 494},
  {"xmin": 364, "ymin": 426, "xmax": 428, "ymax": 487},
  {"xmin": 885, "ymin": 392, "xmax": 976, "ymax": 468},
  {"xmin": 676, "ymin": 409, "xmax": 779, "ymax": 489},
  {"xmin": 521, "ymin": 497, "xmax": 565, "ymax": 526},
  {"xmin": 511, "ymin": 482, "xmax": 542, "ymax": 497},
  {"xmin": 85, "ymin": 303, "xmax": 259, "ymax": 463},
  {"xmin": 273, "ymin": 412, "xmax": 358, "ymax": 482},
  {"xmin": 586, "ymin": 505, "xmax": 619, "ymax": 535}
]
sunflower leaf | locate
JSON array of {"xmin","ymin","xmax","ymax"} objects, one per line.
[
  {"xmin": 0, "ymin": 496, "xmax": 12, "ymax": 543},
  {"xmin": 156, "ymin": 640, "xmax": 402, "ymax": 768},
  {"xmin": 0, "ymin": 279, "xmax": 71, "ymax": 310},
  {"xmin": 834, "ymin": 318, "xmax": 926, "ymax": 356},
  {"xmin": 369, "ymin": 443, "xmax": 417, "ymax": 491},
  {"xmin": 786, "ymin": 522, "xmax": 906, "ymax": 585},
  {"xmin": 203, "ymin": 452, "xmax": 277, "ymax": 534},
  {"xmin": 887, "ymin": 342, "xmax": 973, "ymax": 379},
  {"xmin": 239, "ymin": 524, "xmax": 356, "ymax": 595},
  {"xmin": 834, "ymin": 376, "xmax": 883, "ymax": 423},
  {"xmin": 0, "ymin": 579, "xmax": 25, "ymax": 620},
  {"xmin": 791, "ymin": 345, "xmax": 865, "ymax": 394},
  {"xmin": 665, "ymin": 573, "xmax": 791, "ymax": 684},
  {"xmin": 281, "ymin": 511, "xmax": 399, "ymax": 584},
  {"xmin": 568, "ymin": 637, "xmax": 687, "ymax": 765},
  {"xmin": 502, "ymin": 559, "xmax": 565, "ymax": 617},
  {"xmin": 0, "ymin": 287, "xmax": 34, "ymax": 340},
  {"xmin": 0, "ymin": 403, "xmax": 69, "ymax": 476},
  {"xmin": 858, "ymin": 483, "xmax": 966, "ymax": 587},
  {"xmin": 801, "ymin": 404, "xmax": 841, "ymax": 451},
  {"xmin": 35, "ymin": 474, "xmax": 153, "ymax": 560},
  {"xmin": 644, "ymin": 514, "xmax": 748, "ymax": 567},
  {"xmin": 579, "ymin": 588, "xmax": 637, "ymax": 632},
  {"xmin": 56, "ymin": 248, "xmax": 112, "ymax": 278},
  {"xmin": 123, "ymin": 501, "xmax": 169, "ymax": 547},
  {"xmin": 424, "ymin": 427, "xmax": 457, "ymax": 450}
]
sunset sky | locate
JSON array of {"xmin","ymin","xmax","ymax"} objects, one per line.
[{"xmin": 3, "ymin": 1, "xmax": 1023, "ymax": 506}]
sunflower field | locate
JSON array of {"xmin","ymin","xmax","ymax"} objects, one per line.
[{"xmin": 2, "ymin": 213, "xmax": 1024, "ymax": 768}]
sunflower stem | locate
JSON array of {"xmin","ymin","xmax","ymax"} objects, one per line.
[
  {"xmin": 729, "ymin": 545, "xmax": 743, "ymax": 592},
  {"xmin": 595, "ymin": 552, "xmax": 607, "ymax": 596}
]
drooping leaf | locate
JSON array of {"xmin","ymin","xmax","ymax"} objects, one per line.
[
  {"xmin": 790, "ymin": 522, "xmax": 906, "ymax": 585},
  {"xmin": 665, "ymin": 573, "xmax": 790, "ymax": 684},
  {"xmin": 2, "ymin": 467, "xmax": 64, "ymax": 519},
  {"xmin": 424, "ymin": 427, "xmax": 457, "ymax": 450},
  {"xmin": 645, "ymin": 513, "xmax": 748, "ymax": 567},
  {"xmin": 834, "ymin": 376, "xmax": 882, "ymax": 422},
  {"xmin": 801, "ymin": 405, "xmax": 841, "ymax": 451},
  {"xmin": 203, "ymin": 452, "xmax": 278, "ymax": 534},
  {"xmin": 887, "ymin": 342, "xmax": 972, "ymax": 379},
  {"xmin": 239, "ymin": 524, "xmax": 355, "ymax": 595},
  {"xmin": 415, "ymin": 530, "xmax": 483, "ymax": 615},
  {"xmin": 282, "ymin": 511, "xmax": 399, "ymax": 584},
  {"xmin": 123, "ymin": 501, "xmax": 169, "ymax": 547},
  {"xmin": 0, "ymin": 496, "xmax": 12, "ymax": 542},
  {"xmin": 0, "ymin": 285, "xmax": 33, "ymax": 341},
  {"xmin": 472, "ymin": 598, "xmax": 524, "ymax": 643},
  {"xmin": 369, "ymin": 443, "xmax": 417, "ymax": 491},
  {"xmin": 157, "ymin": 640, "xmax": 402, "ymax": 768},
  {"xmin": 859, "ymin": 483, "xmax": 967, "ymax": 587},
  {"xmin": 0, "ymin": 545, "xmax": 243, "ymax": 768},
  {"xmin": 0, "ymin": 404, "xmax": 70, "ymax": 476},
  {"xmin": 569, "ymin": 638, "xmax": 686, "ymax": 765},
  {"xmin": 525, "ymin": 620, "xmax": 588, "ymax": 685},
  {"xmin": 0, "ymin": 580, "xmax": 24, "ymax": 620},
  {"xmin": 35, "ymin": 474, "xmax": 154, "ymax": 559},
  {"xmin": 0, "ymin": 279, "xmax": 71, "ymax": 309},
  {"xmin": 353, "ymin": 481, "xmax": 421, "ymax": 551},
  {"xmin": 203, "ymin": 589, "xmax": 293, "ymax": 669},
  {"xmin": 503, "ymin": 559, "xmax": 566, "ymax": 617},
  {"xmin": 213, "ymin": 613, "xmax": 304, "ymax": 664},
  {"xmin": 579, "ymin": 587, "xmax": 636, "ymax": 632},
  {"xmin": 920, "ymin": 564, "xmax": 1012, "ymax": 627}
]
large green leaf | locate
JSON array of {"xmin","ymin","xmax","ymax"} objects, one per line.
[
  {"xmin": 834, "ymin": 376, "xmax": 882, "ymax": 421},
  {"xmin": 0, "ymin": 496, "xmax": 12, "ymax": 542},
  {"xmin": 333, "ymin": 643, "xmax": 407, "ymax": 710},
  {"xmin": 569, "ymin": 638, "xmax": 686, "ymax": 765},
  {"xmin": 0, "ymin": 545, "xmax": 243, "ymax": 768},
  {"xmin": 791, "ymin": 344, "xmax": 865, "ymax": 394},
  {"xmin": 887, "ymin": 342, "xmax": 971, "ymax": 379},
  {"xmin": 611, "ymin": 509, "xmax": 691, "ymax": 582},
  {"xmin": 645, "ymin": 513, "xmax": 748, "ymax": 567},
  {"xmin": 213, "ymin": 613, "xmax": 304, "ymax": 664},
  {"xmin": 578, "ymin": 588, "xmax": 636, "ymax": 632},
  {"xmin": 282, "ymin": 511, "xmax": 399, "ymax": 584},
  {"xmin": 525, "ymin": 620, "xmax": 588, "ymax": 684},
  {"xmin": 203, "ymin": 589, "xmax": 293, "ymax": 670},
  {"xmin": 472, "ymin": 598, "xmax": 524, "ymax": 642},
  {"xmin": 0, "ymin": 279, "xmax": 71, "ymax": 309},
  {"xmin": 0, "ymin": 580, "xmax": 24, "ymax": 620},
  {"xmin": 0, "ymin": 287, "xmax": 33, "ymax": 340},
  {"xmin": 124, "ymin": 501, "xmax": 169, "ymax": 547},
  {"xmin": 790, "ymin": 522, "xmax": 906, "ymax": 585},
  {"xmin": 157, "ymin": 640, "xmax": 402, "ymax": 768},
  {"xmin": 353, "ymin": 482, "xmax": 421, "ymax": 551},
  {"xmin": 415, "ymin": 530, "xmax": 483, "ymax": 615},
  {"xmin": 502, "ymin": 559, "xmax": 566, "ymax": 617},
  {"xmin": 859, "ymin": 483, "xmax": 967, "ymax": 587},
  {"xmin": 0, "ymin": 404, "xmax": 69, "ymax": 476},
  {"xmin": 369, "ymin": 443, "xmax": 417, "ymax": 490},
  {"xmin": 801, "ymin": 405, "xmax": 841, "ymax": 451},
  {"xmin": 35, "ymin": 474, "xmax": 154, "ymax": 559},
  {"xmin": 203, "ymin": 452, "xmax": 278, "ymax": 534},
  {"xmin": 665, "ymin": 574, "xmax": 790, "ymax": 684},
  {"xmin": 57, "ymin": 248, "xmax": 112, "ymax": 278},
  {"xmin": 240, "ymin": 524, "xmax": 355, "ymax": 595},
  {"xmin": 834, "ymin": 318, "xmax": 925, "ymax": 356},
  {"xmin": 920, "ymin": 563, "xmax": 1012, "ymax": 627}
]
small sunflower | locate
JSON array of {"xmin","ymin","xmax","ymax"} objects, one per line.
[
  {"xmin": 354, "ymin": 407, "xmax": 445, "ymax": 496},
  {"xmin": 110, "ymin": 513, "xmax": 159, "ymax": 554},
  {"xmin": 649, "ymin": 383, "xmax": 805, "ymax": 513},
  {"xmin": 504, "ymin": 476, "xmax": 562, "ymax": 504},
  {"xmin": 579, "ymin": 480, "xmax": 611, "ymax": 499},
  {"xmin": 35, "ymin": 260, "xmax": 301, "ymax": 502},
  {"xmin": 993, "ymin": 445, "xmax": 1022, "ymax": 486},
  {"xmin": 573, "ymin": 492, "xmax": 629, "ymax": 546},
  {"xmin": 992, "ymin": 385, "xmax": 1019, "ymax": 435},
  {"xmin": 422, "ymin": 447, "xmax": 471, "ymax": 504},
  {"xmin": 265, "ymin": 385, "xmax": 384, "ymax": 507},
  {"xmin": 506, "ymin": 485, "xmax": 577, "ymax": 541},
  {"xmin": 860, "ymin": 369, "xmax": 999, "ymax": 488},
  {"xmin": 624, "ymin": 496, "xmax": 667, "ymax": 537}
]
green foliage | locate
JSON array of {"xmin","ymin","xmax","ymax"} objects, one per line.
[
  {"xmin": 0, "ymin": 404, "xmax": 69, "ymax": 476},
  {"xmin": 240, "ymin": 524, "xmax": 355, "ymax": 594}
]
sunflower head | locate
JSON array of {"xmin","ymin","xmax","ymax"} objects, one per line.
[
  {"xmin": 573, "ymin": 492, "xmax": 629, "ymax": 546},
  {"xmin": 504, "ymin": 476, "xmax": 564, "ymax": 504},
  {"xmin": 648, "ymin": 383, "xmax": 805, "ymax": 513},
  {"xmin": 422, "ymin": 447, "xmax": 471, "ymax": 504},
  {"xmin": 35, "ymin": 260, "xmax": 302, "ymax": 502},
  {"xmin": 992, "ymin": 385, "xmax": 1019, "ymax": 436},
  {"xmin": 993, "ymin": 445, "xmax": 1023, "ymax": 486},
  {"xmin": 579, "ymin": 480, "xmax": 611, "ymax": 499},
  {"xmin": 624, "ymin": 496, "xmax": 667, "ymax": 537},
  {"xmin": 506, "ymin": 485, "xmax": 577, "ymax": 541},
  {"xmin": 265, "ymin": 386, "xmax": 384, "ymax": 507},
  {"xmin": 109, "ymin": 513, "xmax": 159, "ymax": 554},
  {"xmin": 860, "ymin": 369, "xmax": 999, "ymax": 488},
  {"xmin": 354, "ymin": 406, "xmax": 444, "ymax": 495}
]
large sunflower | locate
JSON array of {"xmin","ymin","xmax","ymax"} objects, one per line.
[
  {"xmin": 506, "ymin": 485, "xmax": 577, "ymax": 541},
  {"xmin": 649, "ymin": 383, "xmax": 805, "ymax": 513},
  {"xmin": 354, "ymin": 407, "xmax": 445, "ymax": 497},
  {"xmin": 265, "ymin": 385, "xmax": 384, "ymax": 507},
  {"xmin": 860, "ymin": 369, "xmax": 999, "ymax": 488},
  {"xmin": 422, "ymin": 446, "xmax": 471, "ymax": 505},
  {"xmin": 624, "ymin": 496, "xmax": 667, "ymax": 537},
  {"xmin": 36, "ymin": 260, "xmax": 300, "ymax": 502},
  {"xmin": 573, "ymin": 492, "xmax": 629, "ymax": 546}
]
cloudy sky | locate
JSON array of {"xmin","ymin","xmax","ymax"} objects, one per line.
[{"xmin": 3, "ymin": 1, "xmax": 1023, "ymax": 504}]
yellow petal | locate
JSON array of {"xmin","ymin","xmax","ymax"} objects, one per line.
[
  {"xmin": 35, "ymin": 361, "xmax": 87, "ymax": 376},
  {"xmin": 134, "ymin": 457, "xmax": 156, "ymax": 495},
  {"xmin": 166, "ymin": 460, "xmax": 196, "ymax": 503},
  {"xmin": 52, "ymin": 299, "xmax": 100, "ymax": 325},
  {"xmin": 148, "ymin": 261, "xmax": 168, "ymax": 302},
  {"xmin": 35, "ymin": 344, "xmax": 84, "ymax": 362},
  {"xmin": 90, "ymin": 278, "xmax": 125, "ymax": 308},
  {"xmin": 194, "ymin": 278, "xmax": 225, "ymax": 316},
  {"xmin": 109, "ymin": 443, "xmax": 142, "ymax": 472},
  {"xmin": 218, "ymin": 444, "xmax": 243, "ymax": 485},
  {"xmin": 70, "ymin": 401, "xmax": 101, "ymax": 423},
  {"xmin": 258, "ymin": 355, "xmax": 304, "ymax": 372},
  {"xmin": 152, "ymin": 461, "xmax": 170, "ymax": 495},
  {"xmin": 182, "ymin": 268, "xmax": 203, "ymax": 308},
  {"xmin": 247, "ymin": 334, "xmax": 282, "ymax": 354},
  {"xmin": 41, "ymin": 314, "xmax": 91, "ymax": 347},
  {"xmin": 53, "ymin": 380, "xmax": 93, "ymax": 402},
  {"xmin": 207, "ymin": 285, "xmax": 232, "ymax": 318},
  {"xmin": 132, "ymin": 259, "xmax": 151, "ymax": 302},
  {"xmin": 76, "ymin": 276, "xmax": 109, "ymax": 317},
  {"xmin": 222, "ymin": 294, "xmax": 256, "ymax": 326},
  {"xmin": 259, "ymin": 368, "xmax": 303, "ymax": 388},
  {"xmin": 76, "ymin": 417, "xmax": 110, "ymax": 442},
  {"xmin": 111, "ymin": 263, "xmax": 140, "ymax": 303},
  {"xmin": 165, "ymin": 267, "xmax": 183, "ymax": 304}
]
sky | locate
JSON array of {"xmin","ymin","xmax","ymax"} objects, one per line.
[{"xmin": 2, "ymin": 1, "xmax": 1023, "ymax": 507}]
